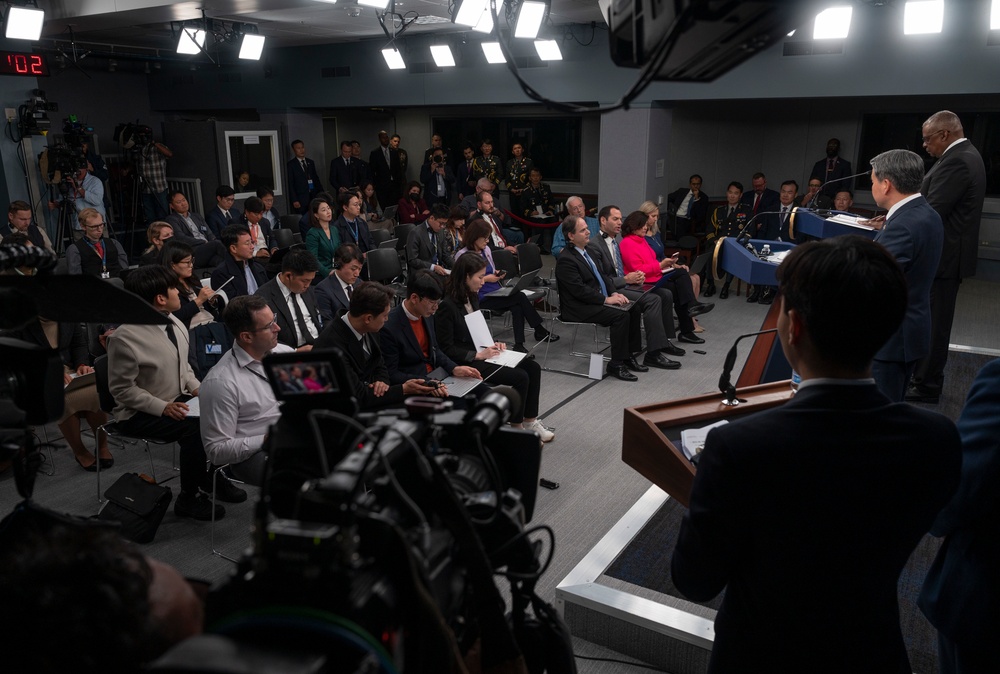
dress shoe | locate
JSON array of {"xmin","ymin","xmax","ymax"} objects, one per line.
[
  {"xmin": 687, "ymin": 302, "xmax": 715, "ymax": 318},
  {"xmin": 534, "ymin": 328, "xmax": 560, "ymax": 343},
  {"xmin": 660, "ymin": 341, "xmax": 686, "ymax": 357},
  {"xmin": 904, "ymin": 385, "xmax": 940, "ymax": 404},
  {"xmin": 73, "ymin": 452, "xmax": 97, "ymax": 472},
  {"xmin": 747, "ymin": 288, "xmax": 760, "ymax": 303},
  {"xmin": 719, "ymin": 287, "xmax": 730, "ymax": 300},
  {"xmin": 702, "ymin": 285, "xmax": 715, "ymax": 298},
  {"xmin": 678, "ymin": 332, "xmax": 705, "ymax": 344},
  {"xmin": 175, "ymin": 491, "xmax": 225, "ymax": 521},
  {"xmin": 758, "ymin": 288, "xmax": 774, "ymax": 305},
  {"xmin": 99, "ymin": 456, "xmax": 115, "ymax": 470},
  {"xmin": 644, "ymin": 351, "xmax": 681, "ymax": 370},
  {"xmin": 606, "ymin": 363, "xmax": 638, "ymax": 382},
  {"xmin": 512, "ymin": 343, "xmax": 527, "ymax": 353},
  {"xmin": 209, "ymin": 472, "xmax": 248, "ymax": 503},
  {"xmin": 625, "ymin": 357, "xmax": 649, "ymax": 373}
]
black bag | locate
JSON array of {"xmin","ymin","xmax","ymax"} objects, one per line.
[{"xmin": 97, "ymin": 473, "xmax": 172, "ymax": 544}]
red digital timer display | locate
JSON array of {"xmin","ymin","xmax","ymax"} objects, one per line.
[{"xmin": 0, "ymin": 51, "xmax": 49, "ymax": 77}]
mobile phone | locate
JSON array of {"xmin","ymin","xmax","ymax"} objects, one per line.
[
  {"xmin": 496, "ymin": 270, "xmax": 507, "ymax": 277},
  {"xmin": 693, "ymin": 349, "xmax": 707, "ymax": 355},
  {"xmin": 539, "ymin": 478, "xmax": 560, "ymax": 490},
  {"xmin": 422, "ymin": 379, "xmax": 442, "ymax": 389}
]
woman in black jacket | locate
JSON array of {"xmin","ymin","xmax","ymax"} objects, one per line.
[
  {"xmin": 159, "ymin": 240, "xmax": 224, "ymax": 328},
  {"xmin": 434, "ymin": 253, "xmax": 553, "ymax": 442}
]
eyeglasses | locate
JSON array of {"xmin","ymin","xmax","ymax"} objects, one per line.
[
  {"xmin": 85, "ymin": 223, "xmax": 105, "ymax": 230},
  {"xmin": 420, "ymin": 297, "xmax": 441, "ymax": 307},
  {"xmin": 252, "ymin": 318, "xmax": 278, "ymax": 332},
  {"xmin": 921, "ymin": 129, "xmax": 945, "ymax": 143},
  {"xmin": 175, "ymin": 259, "xmax": 194, "ymax": 267}
]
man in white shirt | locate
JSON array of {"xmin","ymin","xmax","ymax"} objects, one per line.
[{"xmin": 200, "ymin": 295, "xmax": 293, "ymax": 484}]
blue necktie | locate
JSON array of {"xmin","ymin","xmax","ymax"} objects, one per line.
[
  {"xmin": 582, "ymin": 250, "xmax": 608, "ymax": 297},
  {"xmin": 245, "ymin": 262, "xmax": 258, "ymax": 294},
  {"xmin": 610, "ymin": 237, "xmax": 624, "ymax": 276}
]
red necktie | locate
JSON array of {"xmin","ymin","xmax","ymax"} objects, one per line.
[
  {"xmin": 753, "ymin": 193, "xmax": 761, "ymax": 214},
  {"xmin": 487, "ymin": 215, "xmax": 506, "ymax": 247},
  {"xmin": 94, "ymin": 240, "xmax": 105, "ymax": 258}
]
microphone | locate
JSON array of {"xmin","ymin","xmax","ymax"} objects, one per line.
[
  {"xmin": 733, "ymin": 210, "xmax": 786, "ymax": 246},
  {"xmin": 808, "ymin": 171, "xmax": 869, "ymax": 210},
  {"xmin": 718, "ymin": 328, "xmax": 778, "ymax": 406}
]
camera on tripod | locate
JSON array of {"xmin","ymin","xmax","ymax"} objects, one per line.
[{"xmin": 113, "ymin": 121, "xmax": 153, "ymax": 151}]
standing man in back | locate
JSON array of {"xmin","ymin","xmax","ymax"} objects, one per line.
[{"xmin": 286, "ymin": 139, "xmax": 324, "ymax": 215}]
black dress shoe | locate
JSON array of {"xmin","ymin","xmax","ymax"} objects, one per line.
[
  {"xmin": 747, "ymin": 288, "xmax": 760, "ymax": 303},
  {"xmin": 687, "ymin": 302, "xmax": 715, "ymax": 317},
  {"xmin": 660, "ymin": 341, "xmax": 686, "ymax": 357},
  {"xmin": 606, "ymin": 363, "xmax": 639, "ymax": 382},
  {"xmin": 644, "ymin": 352, "xmax": 681, "ymax": 370},
  {"xmin": 175, "ymin": 491, "xmax": 225, "ymax": 521},
  {"xmin": 534, "ymin": 328, "xmax": 560, "ymax": 343},
  {"xmin": 702, "ymin": 285, "xmax": 715, "ymax": 297},
  {"xmin": 99, "ymin": 456, "xmax": 115, "ymax": 470},
  {"xmin": 625, "ymin": 357, "xmax": 649, "ymax": 373},
  {"xmin": 719, "ymin": 287, "xmax": 730, "ymax": 299},
  {"xmin": 209, "ymin": 473, "xmax": 248, "ymax": 503},
  {"xmin": 678, "ymin": 332, "xmax": 705, "ymax": 344},
  {"xmin": 758, "ymin": 288, "xmax": 774, "ymax": 305},
  {"xmin": 512, "ymin": 343, "xmax": 527, "ymax": 353},
  {"xmin": 904, "ymin": 386, "xmax": 940, "ymax": 404}
]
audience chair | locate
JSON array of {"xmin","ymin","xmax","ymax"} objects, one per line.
[
  {"xmin": 370, "ymin": 228, "xmax": 392, "ymax": 247},
  {"xmin": 541, "ymin": 317, "xmax": 611, "ymax": 379},
  {"xmin": 366, "ymin": 248, "xmax": 407, "ymax": 303},
  {"xmin": 292, "ymin": 232, "xmax": 304, "ymax": 245},
  {"xmin": 279, "ymin": 214, "xmax": 302, "ymax": 230},
  {"xmin": 210, "ymin": 464, "xmax": 250, "ymax": 562},
  {"xmin": 271, "ymin": 227, "xmax": 295, "ymax": 249}
]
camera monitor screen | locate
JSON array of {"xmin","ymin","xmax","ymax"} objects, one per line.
[{"xmin": 264, "ymin": 353, "xmax": 342, "ymax": 400}]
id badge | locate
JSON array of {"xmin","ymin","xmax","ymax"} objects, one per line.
[
  {"xmin": 101, "ymin": 271, "xmax": 110, "ymax": 279},
  {"xmin": 307, "ymin": 179, "xmax": 315, "ymax": 189},
  {"xmin": 206, "ymin": 343, "xmax": 223, "ymax": 355}
]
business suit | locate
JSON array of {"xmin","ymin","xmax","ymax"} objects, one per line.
[
  {"xmin": 405, "ymin": 222, "xmax": 452, "ymax": 277},
  {"xmin": 333, "ymin": 215, "xmax": 374, "ymax": 255},
  {"xmin": 873, "ymin": 195, "xmax": 943, "ymax": 400},
  {"xmin": 210, "ymin": 253, "xmax": 267, "ymax": 299},
  {"xmin": 314, "ymin": 317, "xmax": 406, "ymax": 409},
  {"xmin": 667, "ymin": 187, "xmax": 709, "ymax": 235},
  {"xmin": 206, "ymin": 206, "xmax": 242, "ymax": 239},
  {"xmin": 329, "ymin": 155, "xmax": 358, "ymax": 194},
  {"xmin": 809, "ymin": 155, "xmax": 854, "ymax": 199},
  {"xmin": 739, "ymin": 187, "xmax": 780, "ymax": 232},
  {"xmin": 911, "ymin": 140, "xmax": 988, "ymax": 397},
  {"xmin": 469, "ymin": 208, "xmax": 524, "ymax": 248},
  {"xmin": 287, "ymin": 156, "xmax": 324, "ymax": 214},
  {"xmin": 369, "ymin": 144, "xmax": 401, "ymax": 208},
  {"xmin": 166, "ymin": 211, "xmax": 215, "ymax": 243},
  {"xmin": 313, "ymin": 274, "xmax": 353, "ymax": 322},
  {"xmin": 380, "ymin": 303, "xmax": 457, "ymax": 383},
  {"xmin": 419, "ymin": 160, "xmax": 455, "ymax": 208},
  {"xmin": 457, "ymin": 157, "xmax": 476, "ymax": 198},
  {"xmin": 255, "ymin": 276, "xmax": 322, "ymax": 348},
  {"xmin": 672, "ymin": 382, "xmax": 961, "ymax": 674},
  {"xmin": 555, "ymin": 247, "xmax": 641, "ymax": 361},
  {"xmin": 919, "ymin": 358, "xmax": 1000, "ymax": 672}
]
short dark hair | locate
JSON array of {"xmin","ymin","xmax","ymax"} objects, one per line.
[
  {"xmin": 215, "ymin": 185, "xmax": 235, "ymax": 199},
  {"xmin": 243, "ymin": 197, "xmax": 264, "ymax": 214},
  {"xmin": 529, "ymin": 167, "xmax": 541, "ymax": 175},
  {"xmin": 340, "ymin": 140, "xmax": 352, "ymax": 150},
  {"xmin": 597, "ymin": 205, "xmax": 620, "ymax": 221},
  {"xmin": 560, "ymin": 215, "xmax": 581, "ymax": 239},
  {"xmin": 727, "ymin": 181, "xmax": 744, "ymax": 192},
  {"xmin": 446, "ymin": 252, "xmax": 487, "ymax": 305},
  {"xmin": 429, "ymin": 203, "xmax": 450, "ymax": 221},
  {"xmin": 223, "ymin": 294, "xmax": 270, "ymax": 337},
  {"xmin": 349, "ymin": 281, "xmax": 393, "ymax": 318},
  {"xmin": 0, "ymin": 231, "xmax": 30, "ymax": 247},
  {"xmin": 8, "ymin": 200, "xmax": 30, "ymax": 215},
  {"xmin": 167, "ymin": 190, "xmax": 185, "ymax": 202},
  {"xmin": 836, "ymin": 189, "xmax": 853, "ymax": 198},
  {"xmin": 337, "ymin": 191, "xmax": 358, "ymax": 210},
  {"xmin": 334, "ymin": 243, "xmax": 364, "ymax": 267},
  {"xmin": 220, "ymin": 224, "xmax": 250, "ymax": 250},
  {"xmin": 752, "ymin": 172, "xmax": 765, "ymax": 181},
  {"xmin": 407, "ymin": 180, "xmax": 422, "ymax": 192},
  {"xmin": 776, "ymin": 236, "xmax": 906, "ymax": 372},
  {"xmin": 391, "ymin": 133, "xmax": 401, "ymax": 141},
  {"xmin": 481, "ymin": 138, "xmax": 492, "ymax": 145},
  {"xmin": 256, "ymin": 186, "xmax": 274, "ymax": 199},
  {"xmin": 290, "ymin": 139, "xmax": 303, "ymax": 149},
  {"xmin": 475, "ymin": 190, "xmax": 491, "ymax": 205},
  {"xmin": 159, "ymin": 239, "xmax": 195, "ymax": 269},
  {"xmin": 780, "ymin": 180, "xmax": 798, "ymax": 191},
  {"xmin": 124, "ymin": 265, "xmax": 178, "ymax": 305},
  {"xmin": 689, "ymin": 174, "xmax": 702, "ymax": 182},
  {"xmin": 463, "ymin": 219, "xmax": 491, "ymax": 246},
  {"xmin": 281, "ymin": 248, "xmax": 320, "ymax": 275},
  {"xmin": 407, "ymin": 270, "xmax": 443, "ymax": 301},
  {"xmin": 620, "ymin": 211, "xmax": 649, "ymax": 237}
]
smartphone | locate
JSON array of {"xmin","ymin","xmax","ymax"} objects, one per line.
[
  {"xmin": 539, "ymin": 478, "xmax": 560, "ymax": 490},
  {"xmin": 421, "ymin": 379, "xmax": 442, "ymax": 389}
]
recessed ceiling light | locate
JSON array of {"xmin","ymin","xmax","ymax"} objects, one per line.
[
  {"xmin": 813, "ymin": 7, "xmax": 852, "ymax": 40},
  {"xmin": 904, "ymin": 0, "xmax": 944, "ymax": 35},
  {"xmin": 482, "ymin": 41, "xmax": 506, "ymax": 63},
  {"xmin": 534, "ymin": 39, "xmax": 562, "ymax": 61}
]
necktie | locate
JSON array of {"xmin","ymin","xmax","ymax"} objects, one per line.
[
  {"xmin": 486, "ymin": 215, "xmax": 506, "ymax": 247},
  {"xmin": 244, "ymin": 262, "xmax": 258, "ymax": 294},
  {"xmin": 582, "ymin": 250, "xmax": 608, "ymax": 297},
  {"xmin": 94, "ymin": 240, "xmax": 105, "ymax": 258},
  {"xmin": 164, "ymin": 321, "xmax": 178, "ymax": 352},
  {"xmin": 753, "ymin": 193, "xmax": 761, "ymax": 214},
  {"xmin": 781, "ymin": 206, "xmax": 789, "ymax": 223},
  {"xmin": 429, "ymin": 231, "xmax": 438, "ymax": 264},
  {"xmin": 467, "ymin": 160, "xmax": 472, "ymax": 174},
  {"xmin": 225, "ymin": 210, "xmax": 233, "ymax": 223},
  {"xmin": 346, "ymin": 284, "xmax": 353, "ymax": 302},
  {"xmin": 300, "ymin": 159, "xmax": 307, "ymax": 172},
  {"xmin": 291, "ymin": 293, "xmax": 315, "ymax": 346}
]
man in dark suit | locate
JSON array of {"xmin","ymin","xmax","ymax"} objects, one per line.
[
  {"xmin": 809, "ymin": 137, "xmax": 853, "ymax": 202},
  {"xmin": 206, "ymin": 185, "xmax": 242, "ymax": 239},
  {"xmin": 555, "ymin": 215, "xmax": 647, "ymax": 382},
  {"xmin": 211, "ymin": 224, "xmax": 267, "ymax": 299},
  {"xmin": 254, "ymin": 248, "xmax": 322, "ymax": 349},
  {"xmin": 350, "ymin": 141, "xmax": 370, "ymax": 186},
  {"xmin": 907, "ymin": 111, "xmax": 988, "ymax": 404},
  {"xmin": 919, "ymin": 357, "xmax": 1000, "ymax": 673},
  {"xmin": 369, "ymin": 130, "xmax": 402, "ymax": 208},
  {"xmin": 456, "ymin": 144, "xmax": 477, "ymax": 201},
  {"xmin": 667, "ymin": 174, "xmax": 710, "ymax": 236},
  {"xmin": 333, "ymin": 191, "xmax": 374, "ymax": 256},
  {"xmin": 469, "ymin": 189, "xmax": 523, "ymax": 251},
  {"xmin": 164, "ymin": 191, "xmax": 226, "ymax": 268},
  {"xmin": 314, "ymin": 281, "xmax": 442, "ymax": 409},
  {"xmin": 286, "ymin": 138, "xmax": 324, "ymax": 214},
  {"xmin": 3, "ymin": 200, "xmax": 52, "ymax": 250},
  {"xmin": 870, "ymin": 149, "xmax": 944, "ymax": 402},
  {"xmin": 329, "ymin": 140, "xmax": 358, "ymax": 195},
  {"xmin": 739, "ymin": 171, "xmax": 780, "ymax": 222},
  {"xmin": 419, "ymin": 151, "xmax": 455, "ymax": 208},
  {"xmin": 405, "ymin": 203, "xmax": 452, "ymax": 280},
  {"xmin": 672, "ymin": 235, "xmax": 961, "ymax": 674},
  {"xmin": 379, "ymin": 271, "xmax": 483, "ymax": 388},
  {"xmin": 314, "ymin": 243, "xmax": 363, "ymax": 322}
]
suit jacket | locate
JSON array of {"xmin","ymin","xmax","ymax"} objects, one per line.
[
  {"xmin": 667, "ymin": 187, "xmax": 709, "ymax": 228},
  {"xmin": 329, "ymin": 156, "xmax": 358, "ymax": 194},
  {"xmin": 396, "ymin": 196, "xmax": 430, "ymax": 225},
  {"xmin": 586, "ymin": 236, "xmax": 627, "ymax": 287},
  {"xmin": 760, "ymin": 204, "xmax": 797, "ymax": 242},
  {"xmin": 210, "ymin": 254, "xmax": 267, "ymax": 299},
  {"xmin": 3, "ymin": 319, "xmax": 88, "ymax": 370},
  {"xmin": 405, "ymin": 222, "xmax": 452, "ymax": 276},
  {"xmin": 555, "ymin": 247, "xmax": 616, "ymax": 322},
  {"xmin": 874, "ymin": 196, "xmax": 943, "ymax": 364},
  {"xmin": 314, "ymin": 317, "xmax": 405, "ymax": 409},
  {"xmin": 919, "ymin": 357, "xmax": 1000, "ymax": 641},
  {"xmin": 457, "ymin": 158, "xmax": 476, "ymax": 198},
  {"xmin": 380, "ymin": 303, "xmax": 457, "ymax": 383},
  {"xmin": 709, "ymin": 203, "xmax": 750, "ymax": 240},
  {"xmin": 255, "ymin": 277, "xmax": 322, "ymax": 349},
  {"xmin": 419, "ymin": 160, "xmax": 455, "ymax": 207},
  {"xmin": 313, "ymin": 274, "xmax": 353, "ymax": 322},
  {"xmin": 739, "ymin": 188, "xmax": 780, "ymax": 229},
  {"xmin": 921, "ymin": 140, "xmax": 987, "ymax": 279},
  {"xmin": 165, "ymin": 212, "xmax": 215, "ymax": 244},
  {"xmin": 810, "ymin": 155, "xmax": 854, "ymax": 199},
  {"xmin": 334, "ymin": 215, "xmax": 374, "ymax": 255},
  {"xmin": 107, "ymin": 314, "xmax": 201, "ymax": 421},
  {"xmin": 433, "ymin": 296, "xmax": 482, "ymax": 365},
  {"xmin": 286, "ymin": 156, "xmax": 324, "ymax": 211},
  {"xmin": 672, "ymin": 382, "xmax": 961, "ymax": 674},
  {"xmin": 469, "ymin": 209, "xmax": 511, "ymax": 250},
  {"xmin": 206, "ymin": 206, "xmax": 242, "ymax": 239},
  {"xmin": 369, "ymin": 145, "xmax": 401, "ymax": 204},
  {"xmin": 305, "ymin": 225, "xmax": 341, "ymax": 279}
]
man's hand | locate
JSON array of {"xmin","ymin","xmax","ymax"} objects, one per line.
[
  {"xmin": 99, "ymin": 327, "xmax": 116, "ymax": 350},
  {"xmin": 505, "ymin": 245, "xmax": 518, "ymax": 254},
  {"xmin": 624, "ymin": 271, "xmax": 644, "ymax": 284},
  {"xmin": 292, "ymin": 201, "xmax": 301, "ymax": 210},
  {"xmin": 76, "ymin": 364, "xmax": 95, "ymax": 376},
  {"xmin": 452, "ymin": 366, "xmax": 482, "ymax": 380},
  {"xmin": 604, "ymin": 293, "xmax": 629, "ymax": 307},
  {"xmin": 162, "ymin": 402, "xmax": 189, "ymax": 420},
  {"xmin": 433, "ymin": 266, "xmax": 448, "ymax": 276},
  {"xmin": 63, "ymin": 373, "xmax": 73, "ymax": 386},
  {"xmin": 369, "ymin": 381, "xmax": 390, "ymax": 397},
  {"xmin": 296, "ymin": 345, "xmax": 314, "ymax": 353},
  {"xmin": 48, "ymin": 200, "xmax": 57, "ymax": 211},
  {"xmin": 403, "ymin": 379, "xmax": 440, "ymax": 395}
]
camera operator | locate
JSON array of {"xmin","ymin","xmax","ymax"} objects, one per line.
[
  {"xmin": 80, "ymin": 137, "xmax": 109, "ymax": 183},
  {"xmin": 47, "ymin": 165, "xmax": 106, "ymax": 236},
  {"xmin": 137, "ymin": 137, "xmax": 173, "ymax": 224},
  {"xmin": 419, "ymin": 150, "xmax": 455, "ymax": 209}
]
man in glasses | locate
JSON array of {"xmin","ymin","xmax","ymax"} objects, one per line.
[{"xmin": 66, "ymin": 208, "xmax": 128, "ymax": 277}]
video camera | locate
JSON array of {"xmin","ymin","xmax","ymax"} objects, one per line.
[
  {"xmin": 113, "ymin": 121, "xmax": 153, "ymax": 151},
  {"xmin": 38, "ymin": 116, "xmax": 91, "ymax": 191}
]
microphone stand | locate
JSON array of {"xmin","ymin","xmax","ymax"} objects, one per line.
[
  {"xmin": 718, "ymin": 328, "xmax": 778, "ymax": 406},
  {"xmin": 808, "ymin": 170, "xmax": 870, "ymax": 210}
]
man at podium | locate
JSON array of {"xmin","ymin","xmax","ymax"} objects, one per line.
[{"xmin": 671, "ymin": 236, "xmax": 961, "ymax": 673}]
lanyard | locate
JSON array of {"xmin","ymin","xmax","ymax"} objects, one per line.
[
  {"xmin": 348, "ymin": 219, "xmax": 360, "ymax": 242},
  {"xmin": 85, "ymin": 237, "xmax": 106, "ymax": 271}
]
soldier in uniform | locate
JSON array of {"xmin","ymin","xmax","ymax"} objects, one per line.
[
  {"xmin": 506, "ymin": 142, "xmax": 533, "ymax": 218},
  {"xmin": 704, "ymin": 181, "xmax": 749, "ymax": 299},
  {"xmin": 471, "ymin": 139, "xmax": 504, "ymax": 196}
]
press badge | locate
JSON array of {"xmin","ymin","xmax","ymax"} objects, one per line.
[
  {"xmin": 206, "ymin": 343, "xmax": 223, "ymax": 355},
  {"xmin": 101, "ymin": 271, "xmax": 110, "ymax": 279},
  {"xmin": 307, "ymin": 179, "xmax": 315, "ymax": 189}
]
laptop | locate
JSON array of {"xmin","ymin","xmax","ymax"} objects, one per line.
[{"xmin": 484, "ymin": 268, "xmax": 540, "ymax": 298}]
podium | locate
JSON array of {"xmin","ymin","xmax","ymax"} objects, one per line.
[
  {"xmin": 622, "ymin": 381, "xmax": 792, "ymax": 507},
  {"xmin": 713, "ymin": 237, "xmax": 793, "ymax": 287},
  {"xmin": 790, "ymin": 208, "xmax": 878, "ymax": 240}
]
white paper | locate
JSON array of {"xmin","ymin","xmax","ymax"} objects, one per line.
[
  {"xmin": 589, "ymin": 353, "xmax": 603, "ymax": 380},
  {"xmin": 487, "ymin": 349, "xmax": 527, "ymax": 367},
  {"xmin": 828, "ymin": 213, "xmax": 875, "ymax": 230},
  {"xmin": 680, "ymin": 419, "xmax": 728, "ymax": 460},
  {"xmin": 183, "ymin": 397, "xmax": 200, "ymax": 418},
  {"xmin": 464, "ymin": 310, "xmax": 496, "ymax": 354}
]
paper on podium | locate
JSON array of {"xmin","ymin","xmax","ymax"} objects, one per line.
[
  {"xmin": 827, "ymin": 213, "xmax": 875, "ymax": 230},
  {"xmin": 680, "ymin": 419, "xmax": 728, "ymax": 461}
]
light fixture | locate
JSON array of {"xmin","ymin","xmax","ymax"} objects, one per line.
[
  {"xmin": 904, "ymin": 0, "xmax": 944, "ymax": 35},
  {"xmin": 4, "ymin": 6, "xmax": 45, "ymax": 41},
  {"xmin": 430, "ymin": 44, "xmax": 456, "ymax": 67},
  {"xmin": 473, "ymin": 9, "xmax": 494, "ymax": 33},
  {"xmin": 382, "ymin": 47, "xmax": 406, "ymax": 69},
  {"xmin": 813, "ymin": 6, "xmax": 852, "ymax": 40},
  {"xmin": 482, "ymin": 41, "xmax": 506, "ymax": 63},
  {"xmin": 177, "ymin": 27, "xmax": 207, "ymax": 55},
  {"xmin": 515, "ymin": 0, "xmax": 548, "ymax": 39},
  {"xmin": 533, "ymin": 39, "xmax": 562, "ymax": 60},
  {"xmin": 993, "ymin": 0, "xmax": 1000, "ymax": 30},
  {"xmin": 239, "ymin": 34, "xmax": 266, "ymax": 60},
  {"xmin": 453, "ymin": 0, "xmax": 488, "ymax": 26},
  {"xmin": 359, "ymin": 0, "xmax": 390, "ymax": 9}
]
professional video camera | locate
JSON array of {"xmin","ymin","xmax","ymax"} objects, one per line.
[
  {"xmin": 38, "ymin": 116, "xmax": 90, "ymax": 192},
  {"xmin": 156, "ymin": 349, "xmax": 575, "ymax": 673},
  {"xmin": 113, "ymin": 121, "xmax": 153, "ymax": 151}
]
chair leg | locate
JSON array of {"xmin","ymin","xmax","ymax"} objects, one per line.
[
  {"xmin": 211, "ymin": 464, "xmax": 241, "ymax": 563},
  {"xmin": 143, "ymin": 440, "xmax": 157, "ymax": 482}
]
